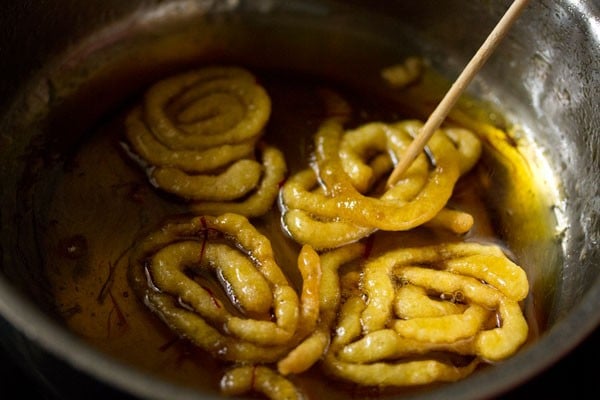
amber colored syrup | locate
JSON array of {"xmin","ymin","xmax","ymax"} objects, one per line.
[{"xmin": 41, "ymin": 69, "xmax": 548, "ymax": 399}]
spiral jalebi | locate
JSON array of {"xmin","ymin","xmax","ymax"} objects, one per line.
[
  {"xmin": 280, "ymin": 117, "xmax": 481, "ymax": 250},
  {"xmin": 125, "ymin": 66, "xmax": 285, "ymax": 217},
  {"xmin": 128, "ymin": 213, "xmax": 321, "ymax": 362},
  {"xmin": 321, "ymin": 241, "xmax": 529, "ymax": 387}
]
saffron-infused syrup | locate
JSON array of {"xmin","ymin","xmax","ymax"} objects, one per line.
[{"xmin": 40, "ymin": 67, "xmax": 554, "ymax": 399}]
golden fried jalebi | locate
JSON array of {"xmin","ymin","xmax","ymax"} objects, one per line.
[
  {"xmin": 319, "ymin": 241, "xmax": 528, "ymax": 388},
  {"xmin": 320, "ymin": 241, "xmax": 529, "ymax": 386},
  {"xmin": 124, "ymin": 66, "xmax": 283, "ymax": 216},
  {"xmin": 280, "ymin": 118, "xmax": 481, "ymax": 249},
  {"xmin": 128, "ymin": 213, "xmax": 320, "ymax": 363}
]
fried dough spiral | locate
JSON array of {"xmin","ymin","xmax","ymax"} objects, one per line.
[
  {"xmin": 125, "ymin": 66, "xmax": 284, "ymax": 216},
  {"xmin": 280, "ymin": 117, "xmax": 481, "ymax": 249},
  {"xmin": 321, "ymin": 241, "xmax": 529, "ymax": 387},
  {"xmin": 128, "ymin": 213, "xmax": 320, "ymax": 363}
]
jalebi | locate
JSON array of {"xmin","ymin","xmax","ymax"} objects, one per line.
[
  {"xmin": 280, "ymin": 117, "xmax": 481, "ymax": 249},
  {"xmin": 124, "ymin": 66, "xmax": 284, "ymax": 216},
  {"xmin": 128, "ymin": 213, "xmax": 319, "ymax": 362},
  {"xmin": 321, "ymin": 241, "xmax": 529, "ymax": 387}
]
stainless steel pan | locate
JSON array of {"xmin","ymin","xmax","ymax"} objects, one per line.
[{"xmin": 0, "ymin": 1, "xmax": 598, "ymax": 399}]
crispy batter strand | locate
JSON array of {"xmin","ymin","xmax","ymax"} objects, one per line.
[
  {"xmin": 323, "ymin": 297, "xmax": 479, "ymax": 386},
  {"xmin": 125, "ymin": 107, "xmax": 256, "ymax": 172},
  {"xmin": 221, "ymin": 365, "xmax": 304, "ymax": 400},
  {"xmin": 189, "ymin": 145, "xmax": 287, "ymax": 217},
  {"xmin": 151, "ymin": 158, "xmax": 263, "ymax": 201},
  {"xmin": 338, "ymin": 329, "xmax": 474, "ymax": 363},
  {"xmin": 392, "ymin": 304, "xmax": 491, "ymax": 343},
  {"xmin": 277, "ymin": 330, "xmax": 330, "ymax": 376},
  {"xmin": 296, "ymin": 245, "xmax": 322, "ymax": 337},
  {"xmin": 277, "ymin": 243, "xmax": 366, "ymax": 375},
  {"xmin": 394, "ymin": 284, "xmax": 468, "ymax": 318}
]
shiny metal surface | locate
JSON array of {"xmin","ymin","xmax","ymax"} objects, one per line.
[{"xmin": 0, "ymin": 1, "xmax": 598, "ymax": 399}]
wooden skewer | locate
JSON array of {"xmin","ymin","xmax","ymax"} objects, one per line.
[{"xmin": 386, "ymin": 0, "xmax": 530, "ymax": 188}]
